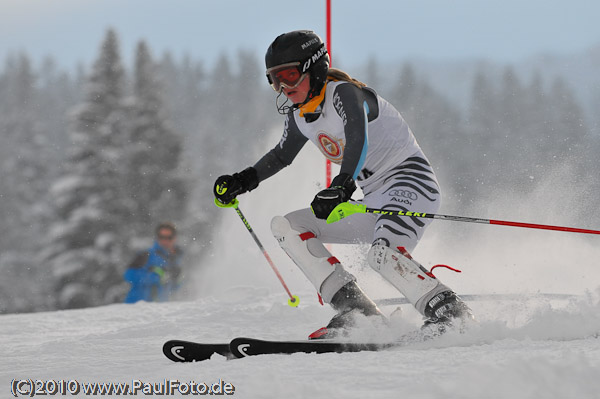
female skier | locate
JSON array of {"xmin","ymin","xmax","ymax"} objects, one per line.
[{"xmin": 214, "ymin": 30, "xmax": 472, "ymax": 339}]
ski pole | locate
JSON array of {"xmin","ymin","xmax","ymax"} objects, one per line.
[
  {"xmin": 215, "ymin": 198, "xmax": 300, "ymax": 307},
  {"xmin": 327, "ymin": 202, "xmax": 600, "ymax": 236}
]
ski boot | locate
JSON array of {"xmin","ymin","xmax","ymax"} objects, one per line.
[
  {"xmin": 421, "ymin": 290, "xmax": 474, "ymax": 337},
  {"xmin": 309, "ymin": 281, "xmax": 386, "ymax": 339}
]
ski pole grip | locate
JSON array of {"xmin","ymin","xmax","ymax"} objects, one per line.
[
  {"xmin": 214, "ymin": 198, "xmax": 239, "ymax": 209},
  {"xmin": 326, "ymin": 202, "xmax": 367, "ymax": 224}
]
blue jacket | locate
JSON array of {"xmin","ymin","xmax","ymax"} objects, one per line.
[{"xmin": 123, "ymin": 241, "xmax": 183, "ymax": 303}]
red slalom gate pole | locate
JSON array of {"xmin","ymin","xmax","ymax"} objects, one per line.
[
  {"xmin": 325, "ymin": 0, "xmax": 332, "ymax": 187},
  {"xmin": 326, "ymin": 0, "xmax": 332, "ymax": 57}
]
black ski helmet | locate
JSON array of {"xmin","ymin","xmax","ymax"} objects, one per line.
[{"xmin": 265, "ymin": 30, "xmax": 329, "ymax": 104}]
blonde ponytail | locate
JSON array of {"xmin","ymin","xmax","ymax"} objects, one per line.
[{"xmin": 326, "ymin": 68, "xmax": 366, "ymax": 88}]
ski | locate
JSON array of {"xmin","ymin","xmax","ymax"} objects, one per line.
[
  {"xmin": 374, "ymin": 292, "xmax": 580, "ymax": 306},
  {"xmin": 162, "ymin": 337, "xmax": 402, "ymax": 362},
  {"xmin": 162, "ymin": 340, "xmax": 234, "ymax": 362},
  {"xmin": 229, "ymin": 337, "xmax": 397, "ymax": 358}
]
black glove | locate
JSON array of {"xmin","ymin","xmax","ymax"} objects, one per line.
[
  {"xmin": 214, "ymin": 167, "xmax": 259, "ymax": 205},
  {"xmin": 311, "ymin": 173, "xmax": 356, "ymax": 219}
]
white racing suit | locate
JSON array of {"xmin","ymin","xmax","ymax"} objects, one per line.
[{"xmin": 254, "ymin": 80, "xmax": 452, "ymax": 316}]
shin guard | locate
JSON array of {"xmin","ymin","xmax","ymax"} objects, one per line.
[
  {"xmin": 367, "ymin": 243, "xmax": 450, "ymax": 315},
  {"xmin": 271, "ymin": 216, "xmax": 355, "ymax": 303}
]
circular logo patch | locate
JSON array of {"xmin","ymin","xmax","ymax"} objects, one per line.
[{"xmin": 317, "ymin": 132, "xmax": 344, "ymax": 164}]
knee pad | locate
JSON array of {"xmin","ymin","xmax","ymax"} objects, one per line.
[
  {"xmin": 271, "ymin": 216, "xmax": 354, "ymax": 303},
  {"xmin": 367, "ymin": 244, "xmax": 449, "ymax": 315}
]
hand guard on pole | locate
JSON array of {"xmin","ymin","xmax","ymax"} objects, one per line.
[
  {"xmin": 213, "ymin": 167, "xmax": 259, "ymax": 205},
  {"xmin": 311, "ymin": 173, "xmax": 356, "ymax": 220}
]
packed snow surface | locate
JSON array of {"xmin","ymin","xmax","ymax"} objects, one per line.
[
  {"xmin": 2, "ymin": 287, "xmax": 600, "ymax": 399},
  {"xmin": 3, "ymin": 145, "xmax": 600, "ymax": 397}
]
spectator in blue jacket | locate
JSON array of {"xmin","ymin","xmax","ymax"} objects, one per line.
[{"xmin": 124, "ymin": 222, "xmax": 184, "ymax": 303}]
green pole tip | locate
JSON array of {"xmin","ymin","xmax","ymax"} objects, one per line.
[{"xmin": 288, "ymin": 295, "xmax": 300, "ymax": 307}]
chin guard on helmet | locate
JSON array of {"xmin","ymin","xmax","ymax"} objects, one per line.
[{"xmin": 275, "ymin": 91, "xmax": 293, "ymax": 115}]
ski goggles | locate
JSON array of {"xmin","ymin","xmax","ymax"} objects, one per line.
[{"xmin": 266, "ymin": 62, "xmax": 307, "ymax": 92}]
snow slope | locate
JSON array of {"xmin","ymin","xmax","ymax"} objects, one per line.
[
  {"xmin": 4, "ymin": 129, "xmax": 600, "ymax": 398},
  {"xmin": 2, "ymin": 287, "xmax": 600, "ymax": 399}
]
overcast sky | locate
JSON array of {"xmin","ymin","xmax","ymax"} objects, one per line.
[{"xmin": 1, "ymin": 0, "xmax": 599, "ymax": 70}]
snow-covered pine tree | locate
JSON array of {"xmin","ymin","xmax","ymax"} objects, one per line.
[
  {"xmin": 0, "ymin": 53, "xmax": 69, "ymax": 313},
  {"xmin": 547, "ymin": 77, "xmax": 588, "ymax": 157},
  {"xmin": 124, "ymin": 40, "xmax": 187, "ymax": 242},
  {"xmin": 391, "ymin": 63, "xmax": 418, "ymax": 119},
  {"xmin": 42, "ymin": 29, "xmax": 131, "ymax": 309},
  {"xmin": 386, "ymin": 62, "xmax": 463, "ymax": 205},
  {"xmin": 0, "ymin": 54, "xmax": 48, "ymax": 252}
]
